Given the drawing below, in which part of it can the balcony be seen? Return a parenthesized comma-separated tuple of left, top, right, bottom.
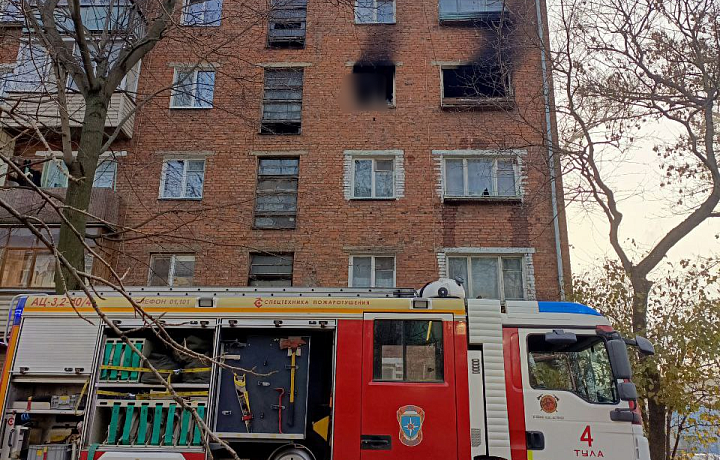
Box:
(0, 186, 121, 225)
(1, 92, 136, 138)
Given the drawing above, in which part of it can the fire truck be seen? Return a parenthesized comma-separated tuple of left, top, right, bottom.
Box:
(0, 280, 653, 460)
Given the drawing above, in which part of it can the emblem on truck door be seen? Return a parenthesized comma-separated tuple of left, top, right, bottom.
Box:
(397, 405, 425, 447)
(539, 394, 559, 413)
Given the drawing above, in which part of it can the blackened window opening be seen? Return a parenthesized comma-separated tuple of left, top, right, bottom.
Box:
(443, 64, 508, 99)
(352, 64, 395, 107)
(268, 0, 307, 48)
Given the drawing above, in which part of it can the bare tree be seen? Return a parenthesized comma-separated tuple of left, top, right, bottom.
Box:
(546, 0, 720, 458)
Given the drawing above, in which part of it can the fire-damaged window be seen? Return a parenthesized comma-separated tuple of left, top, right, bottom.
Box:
(441, 63, 512, 108)
(249, 253, 294, 286)
(352, 63, 395, 108)
(373, 320, 444, 382)
(261, 68, 304, 134)
(355, 0, 395, 24)
(439, 0, 505, 22)
(268, 0, 307, 48)
(527, 334, 618, 404)
(148, 254, 195, 287)
(254, 158, 299, 228)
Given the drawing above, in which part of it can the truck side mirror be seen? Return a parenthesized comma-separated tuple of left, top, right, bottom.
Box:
(544, 330, 577, 345)
(607, 339, 632, 380)
(617, 382, 638, 401)
(635, 336, 655, 356)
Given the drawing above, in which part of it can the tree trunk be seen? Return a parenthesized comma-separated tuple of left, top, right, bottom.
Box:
(54, 93, 109, 293)
(630, 274, 667, 460)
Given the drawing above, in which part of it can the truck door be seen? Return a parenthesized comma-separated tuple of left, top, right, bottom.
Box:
(360, 314, 457, 460)
(517, 328, 636, 459)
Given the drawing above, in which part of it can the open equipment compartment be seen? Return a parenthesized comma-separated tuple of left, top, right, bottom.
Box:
(84, 319, 216, 452)
(213, 322, 335, 460)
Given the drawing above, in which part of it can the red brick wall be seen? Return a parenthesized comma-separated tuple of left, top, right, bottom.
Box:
(2, 0, 571, 299)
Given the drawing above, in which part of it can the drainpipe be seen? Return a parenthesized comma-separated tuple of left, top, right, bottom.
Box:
(535, 0, 566, 300)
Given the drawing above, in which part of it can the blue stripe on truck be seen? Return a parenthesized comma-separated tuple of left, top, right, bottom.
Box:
(538, 301, 602, 316)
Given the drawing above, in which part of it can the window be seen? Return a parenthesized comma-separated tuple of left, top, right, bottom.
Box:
(8, 42, 51, 93)
(441, 64, 511, 107)
(352, 63, 395, 108)
(254, 158, 298, 228)
(181, 0, 222, 26)
(444, 157, 517, 198)
(373, 320, 444, 382)
(0, 228, 59, 288)
(350, 255, 395, 287)
(355, 0, 395, 24)
(0, 66, 13, 100)
(528, 334, 617, 404)
(148, 254, 195, 287)
(261, 68, 304, 135)
(439, 0, 504, 22)
(248, 253, 293, 286)
(353, 158, 394, 198)
(41, 158, 118, 189)
(448, 256, 524, 300)
(268, 0, 307, 48)
(159, 159, 205, 199)
(171, 68, 215, 108)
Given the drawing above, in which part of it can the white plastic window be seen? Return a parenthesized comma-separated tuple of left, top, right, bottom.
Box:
(350, 255, 395, 288)
(355, 0, 395, 23)
(148, 254, 195, 287)
(353, 158, 394, 199)
(182, 0, 222, 26)
(444, 157, 517, 198)
(448, 256, 524, 300)
(159, 159, 206, 199)
(171, 69, 215, 108)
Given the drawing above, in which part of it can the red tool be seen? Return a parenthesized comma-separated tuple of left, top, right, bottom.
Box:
(273, 388, 285, 434)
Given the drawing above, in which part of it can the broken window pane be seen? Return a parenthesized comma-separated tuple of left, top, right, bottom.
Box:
(249, 253, 293, 286)
(442, 65, 508, 104)
(255, 158, 299, 228)
(262, 69, 304, 134)
(268, 0, 307, 48)
(352, 64, 395, 108)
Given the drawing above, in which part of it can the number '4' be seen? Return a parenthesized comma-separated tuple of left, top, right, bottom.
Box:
(581, 425, 594, 447)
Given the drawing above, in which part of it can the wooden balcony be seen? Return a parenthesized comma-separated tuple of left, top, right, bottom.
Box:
(1, 92, 136, 138)
(0, 186, 121, 225)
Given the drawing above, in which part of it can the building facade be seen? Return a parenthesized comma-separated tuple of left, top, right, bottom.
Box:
(0, 0, 570, 301)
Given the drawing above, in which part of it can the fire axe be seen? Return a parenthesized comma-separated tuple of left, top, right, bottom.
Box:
(279, 337, 305, 427)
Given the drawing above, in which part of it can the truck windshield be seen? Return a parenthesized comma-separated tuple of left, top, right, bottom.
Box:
(527, 334, 618, 404)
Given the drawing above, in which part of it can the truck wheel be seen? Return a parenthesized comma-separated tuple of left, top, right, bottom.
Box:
(268, 445, 315, 460)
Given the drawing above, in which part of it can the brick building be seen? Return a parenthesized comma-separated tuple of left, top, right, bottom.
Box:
(0, 0, 570, 302)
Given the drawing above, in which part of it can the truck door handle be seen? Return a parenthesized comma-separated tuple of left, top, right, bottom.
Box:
(361, 434, 392, 450)
(526, 431, 545, 450)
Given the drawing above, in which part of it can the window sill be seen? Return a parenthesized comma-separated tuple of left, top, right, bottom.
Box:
(252, 226, 297, 230)
(443, 195, 521, 203)
(441, 97, 514, 111)
(180, 22, 221, 27)
(350, 197, 398, 201)
(169, 106, 214, 110)
(158, 197, 204, 201)
(354, 21, 397, 25)
(439, 11, 507, 25)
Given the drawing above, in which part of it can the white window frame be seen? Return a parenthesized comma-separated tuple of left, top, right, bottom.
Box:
(354, 0, 396, 24)
(36, 151, 123, 189)
(444, 157, 517, 198)
(447, 254, 526, 301)
(344, 150, 404, 201)
(348, 255, 396, 288)
(148, 254, 196, 287)
(158, 158, 206, 200)
(181, 0, 223, 26)
(352, 157, 395, 199)
(434, 150, 524, 200)
(170, 67, 215, 109)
